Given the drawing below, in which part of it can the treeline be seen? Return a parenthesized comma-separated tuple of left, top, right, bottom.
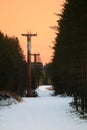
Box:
(0, 31, 27, 96)
(52, 0, 87, 114)
(31, 62, 43, 90)
(0, 31, 44, 97)
(43, 63, 53, 85)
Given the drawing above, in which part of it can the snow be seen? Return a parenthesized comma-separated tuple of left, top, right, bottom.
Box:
(0, 97, 18, 106)
(36, 85, 54, 97)
(0, 85, 87, 130)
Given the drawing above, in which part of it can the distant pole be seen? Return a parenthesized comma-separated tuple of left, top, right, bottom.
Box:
(21, 32, 37, 97)
(31, 53, 40, 64)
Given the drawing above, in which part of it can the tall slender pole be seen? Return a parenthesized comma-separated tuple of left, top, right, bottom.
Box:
(27, 35, 31, 97)
(21, 32, 37, 97)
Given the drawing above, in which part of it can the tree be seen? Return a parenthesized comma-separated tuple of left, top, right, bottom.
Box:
(43, 63, 53, 85)
(52, 0, 87, 113)
(0, 31, 27, 96)
(31, 62, 43, 90)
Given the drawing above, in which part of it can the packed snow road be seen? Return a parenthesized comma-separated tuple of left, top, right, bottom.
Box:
(0, 85, 87, 130)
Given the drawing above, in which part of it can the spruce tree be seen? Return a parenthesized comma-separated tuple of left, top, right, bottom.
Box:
(52, 0, 87, 112)
(0, 32, 27, 96)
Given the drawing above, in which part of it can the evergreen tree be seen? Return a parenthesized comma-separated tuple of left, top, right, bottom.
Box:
(43, 63, 53, 85)
(0, 31, 27, 96)
(52, 0, 87, 113)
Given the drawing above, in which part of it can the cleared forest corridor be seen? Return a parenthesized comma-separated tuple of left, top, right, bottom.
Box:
(0, 85, 87, 130)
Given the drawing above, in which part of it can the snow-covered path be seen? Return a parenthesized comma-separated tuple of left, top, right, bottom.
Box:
(0, 85, 87, 130)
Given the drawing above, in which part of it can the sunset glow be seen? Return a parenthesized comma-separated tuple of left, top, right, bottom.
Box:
(0, 0, 64, 64)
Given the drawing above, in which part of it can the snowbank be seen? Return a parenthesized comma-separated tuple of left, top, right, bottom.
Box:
(36, 85, 54, 97)
(0, 91, 22, 107)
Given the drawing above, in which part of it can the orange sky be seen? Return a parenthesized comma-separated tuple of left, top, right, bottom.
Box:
(0, 0, 64, 64)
